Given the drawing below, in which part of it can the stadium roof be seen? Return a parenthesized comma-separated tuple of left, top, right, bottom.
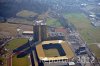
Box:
(36, 40, 74, 61)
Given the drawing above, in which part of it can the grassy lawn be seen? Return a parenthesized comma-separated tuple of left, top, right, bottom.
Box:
(64, 13, 100, 43)
(88, 44, 100, 59)
(4, 38, 29, 66)
(44, 49, 60, 57)
(46, 18, 61, 27)
(6, 38, 28, 51)
(64, 13, 100, 59)
(12, 55, 30, 66)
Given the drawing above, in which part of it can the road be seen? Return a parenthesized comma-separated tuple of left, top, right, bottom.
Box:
(55, 13, 97, 66)
(67, 32, 95, 66)
(0, 37, 13, 49)
(7, 53, 13, 66)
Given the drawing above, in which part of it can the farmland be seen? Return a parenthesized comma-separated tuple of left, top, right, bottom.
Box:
(64, 13, 100, 44)
(64, 13, 100, 59)
(46, 18, 62, 27)
(89, 44, 100, 59)
(0, 23, 33, 37)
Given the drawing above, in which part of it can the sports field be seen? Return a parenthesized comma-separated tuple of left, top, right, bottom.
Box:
(5, 38, 30, 66)
(12, 55, 30, 66)
(6, 38, 28, 51)
(44, 49, 60, 57)
(36, 40, 74, 61)
(43, 43, 66, 57)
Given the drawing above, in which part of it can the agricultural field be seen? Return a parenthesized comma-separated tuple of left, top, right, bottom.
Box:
(0, 23, 33, 37)
(88, 44, 100, 59)
(46, 18, 62, 27)
(0, 23, 18, 36)
(7, 18, 33, 25)
(16, 10, 37, 18)
(64, 13, 100, 44)
(64, 13, 100, 58)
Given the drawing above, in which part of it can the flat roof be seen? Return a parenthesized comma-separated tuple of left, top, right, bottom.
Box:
(22, 31, 33, 34)
(36, 40, 74, 61)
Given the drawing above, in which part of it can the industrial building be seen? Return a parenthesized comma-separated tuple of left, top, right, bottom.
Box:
(48, 32, 65, 40)
(22, 31, 33, 35)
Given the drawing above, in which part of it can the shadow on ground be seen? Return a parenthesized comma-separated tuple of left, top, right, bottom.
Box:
(13, 40, 35, 58)
(17, 47, 33, 58)
(13, 41, 30, 53)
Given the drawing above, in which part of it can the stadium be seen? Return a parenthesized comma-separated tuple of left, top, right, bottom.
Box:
(36, 40, 74, 62)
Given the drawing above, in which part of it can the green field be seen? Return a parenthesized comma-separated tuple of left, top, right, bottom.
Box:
(89, 44, 100, 59)
(6, 38, 28, 51)
(16, 10, 37, 18)
(5, 38, 30, 66)
(44, 49, 60, 57)
(12, 55, 30, 66)
(46, 18, 61, 27)
(64, 13, 100, 58)
(64, 13, 100, 44)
